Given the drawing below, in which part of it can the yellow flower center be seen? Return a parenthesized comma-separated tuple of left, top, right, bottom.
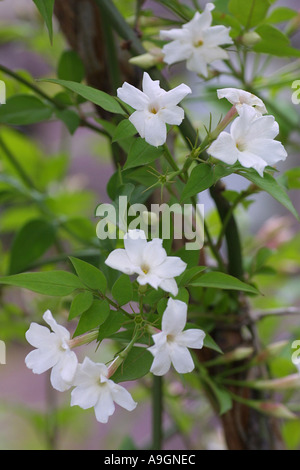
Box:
(141, 264, 150, 274)
(194, 39, 204, 48)
(236, 140, 247, 152)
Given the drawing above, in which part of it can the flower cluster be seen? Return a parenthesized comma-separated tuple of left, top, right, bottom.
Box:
(25, 230, 205, 424)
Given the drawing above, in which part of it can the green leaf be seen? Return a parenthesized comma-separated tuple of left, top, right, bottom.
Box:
(240, 170, 300, 221)
(124, 138, 164, 170)
(209, 382, 233, 415)
(266, 7, 298, 24)
(40, 79, 126, 115)
(253, 25, 300, 57)
(178, 266, 207, 287)
(9, 219, 56, 274)
(112, 274, 133, 306)
(111, 347, 153, 383)
(0, 95, 53, 125)
(229, 0, 270, 28)
(68, 291, 94, 321)
(0, 271, 84, 296)
(54, 109, 80, 135)
(97, 310, 126, 342)
(180, 164, 214, 202)
(69, 257, 107, 293)
(57, 50, 85, 83)
(203, 333, 223, 354)
(112, 120, 137, 143)
(189, 271, 260, 295)
(74, 299, 110, 336)
(33, 0, 55, 44)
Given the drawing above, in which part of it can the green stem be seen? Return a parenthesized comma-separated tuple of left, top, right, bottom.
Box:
(0, 64, 109, 137)
(0, 134, 36, 189)
(152, 375, 163, 450)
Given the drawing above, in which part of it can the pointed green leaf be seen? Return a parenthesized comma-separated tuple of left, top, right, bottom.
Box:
(74, 299, 110, 336)
(33, 0, 55, 44)
(112, 274, 133, 306)
(69, 257, 107, 293)
(0, 271, 84, 296)
(189, 271, 259, 294)
(40, 79, 126, 115)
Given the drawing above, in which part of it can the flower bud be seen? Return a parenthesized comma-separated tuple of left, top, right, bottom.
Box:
(255, 402, 297, 420)
(206, 346, 254, 366)
(250, 374, 300, 391)
(129, 49, 164, 69)
(242, 31, 261, 47)
(255, 340, 289, 363)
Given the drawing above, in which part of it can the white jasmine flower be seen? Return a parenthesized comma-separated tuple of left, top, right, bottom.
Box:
(160, 3, 233, 77)
(117, 72, 191, 147)
(148, 298, 205, 376)
(105, 229, 187, 297)
(217, 88, 267, 116)
(25, 310, 78, 392)
(207, 105, 287, 177)
(70, 357, 137, 423)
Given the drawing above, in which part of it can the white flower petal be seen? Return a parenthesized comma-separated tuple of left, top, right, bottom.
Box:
(43, 310, 70, 340)
(186, 4, 215, 35)
(50, 362, 72, 392)
(186, 50, 209, 76)
(94, 386, 115, 423)
(144, 114, 167, 147)
(177, 329, 205, 349)
(117, 82, 149, 110)
(200, 45, 229, 63)
(137, 272, 162, 289)
(237, 150, 267, 177)
(247, 138, 287, 166)
(158, 278, 179, 296)
(217, 88, 267, 115)
(162, 40, 193, 65)
(129, 110, 146, 138)
(203, 25, 233, 47)
(149, 345, 172, 376)
(159, 84, 192, 108)
(208, 131, 239, 164)
(153, 256, 187, 279)
(246, 115, 279, 141)
(25, 348, 59, 375)
(71, 384, 100, 409)
(59, 350, 78, 383)
(158, 106, 184, 125)
(169, 344, 195, 374)
(141, 238, 167, 269)
(110, 382, 137, 411)
(160, 27, 191, 41)
(162, 298, 187, 335)
(105, 249, 136, 275)
(142, 72, 162, 101)
(25, 322, 53, 349)
(124, 229, 147, 266)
